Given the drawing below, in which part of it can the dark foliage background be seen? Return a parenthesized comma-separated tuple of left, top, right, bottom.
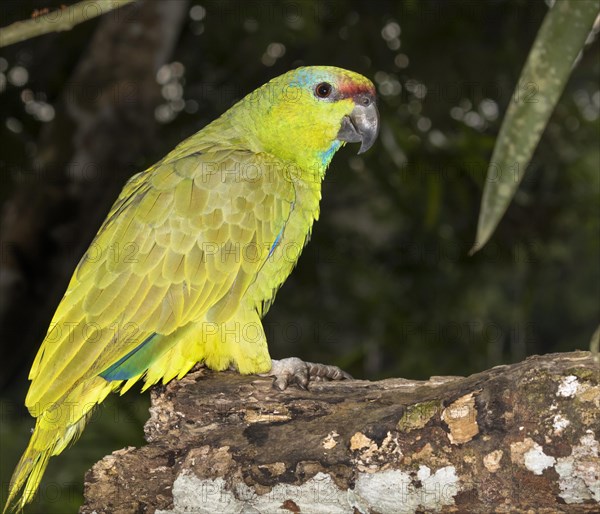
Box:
(0, 0, 598, 512)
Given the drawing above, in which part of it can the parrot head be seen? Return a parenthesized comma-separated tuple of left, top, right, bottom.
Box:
(227, 66, 379, 176)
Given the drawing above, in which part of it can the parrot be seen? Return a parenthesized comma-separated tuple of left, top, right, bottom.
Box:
(3, 65, 379, 512)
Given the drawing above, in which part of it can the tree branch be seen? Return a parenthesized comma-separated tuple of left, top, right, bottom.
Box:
(0, 0, 135, 48)
(81, 351, 600, 513)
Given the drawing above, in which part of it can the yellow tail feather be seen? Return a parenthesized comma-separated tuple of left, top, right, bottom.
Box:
(3, 384, 108, 513)
(4, 427, 56, 513)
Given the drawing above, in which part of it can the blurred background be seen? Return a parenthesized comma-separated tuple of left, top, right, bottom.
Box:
(1, 0, 598, 511)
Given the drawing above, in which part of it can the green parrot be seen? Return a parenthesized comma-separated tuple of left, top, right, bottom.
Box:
(3, 65, 379, 512)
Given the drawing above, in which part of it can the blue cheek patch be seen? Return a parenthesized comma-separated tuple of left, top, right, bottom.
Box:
(320, 140, 342, 166)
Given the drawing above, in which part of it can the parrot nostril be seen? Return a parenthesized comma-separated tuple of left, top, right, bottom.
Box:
(361, 96, 371, 106)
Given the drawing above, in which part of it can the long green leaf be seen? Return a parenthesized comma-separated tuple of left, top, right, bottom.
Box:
(471, 0, 599, 254)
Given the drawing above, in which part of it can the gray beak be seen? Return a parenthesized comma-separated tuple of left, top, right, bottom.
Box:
(336, 94, 379, 154)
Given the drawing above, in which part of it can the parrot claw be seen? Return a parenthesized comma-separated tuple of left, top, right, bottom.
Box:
(265, 357, 352, 391)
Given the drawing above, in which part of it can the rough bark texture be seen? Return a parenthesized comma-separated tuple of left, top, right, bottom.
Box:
(80, 351, 599, 513)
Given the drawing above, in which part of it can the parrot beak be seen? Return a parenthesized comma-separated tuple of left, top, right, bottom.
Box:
(337, 94, 380, 154)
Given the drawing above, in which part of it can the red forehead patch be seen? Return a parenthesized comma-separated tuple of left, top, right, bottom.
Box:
(337, 78, 376, 98)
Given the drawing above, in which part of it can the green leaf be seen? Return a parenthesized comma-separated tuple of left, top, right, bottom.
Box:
(471, 0, 600, 254)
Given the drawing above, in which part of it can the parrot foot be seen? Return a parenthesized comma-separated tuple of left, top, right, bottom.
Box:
(266, 357, 352, 391)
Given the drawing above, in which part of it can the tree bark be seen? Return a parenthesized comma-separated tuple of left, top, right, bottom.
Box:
(80, 351, 599, 514)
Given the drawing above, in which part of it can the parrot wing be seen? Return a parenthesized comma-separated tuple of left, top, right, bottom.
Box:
(26, 148, 295, 413)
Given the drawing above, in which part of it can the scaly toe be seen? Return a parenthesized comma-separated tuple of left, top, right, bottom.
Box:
(266, 357, 351, 390)
(268, 357, 309, 390)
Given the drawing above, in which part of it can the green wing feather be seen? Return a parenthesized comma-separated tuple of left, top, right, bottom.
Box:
(26, 147, 295, 413)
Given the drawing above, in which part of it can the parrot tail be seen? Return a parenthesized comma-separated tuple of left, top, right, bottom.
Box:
(3, 414, 90, 513)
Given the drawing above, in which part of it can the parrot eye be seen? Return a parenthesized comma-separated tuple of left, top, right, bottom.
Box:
(315, 82, 333, 98)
